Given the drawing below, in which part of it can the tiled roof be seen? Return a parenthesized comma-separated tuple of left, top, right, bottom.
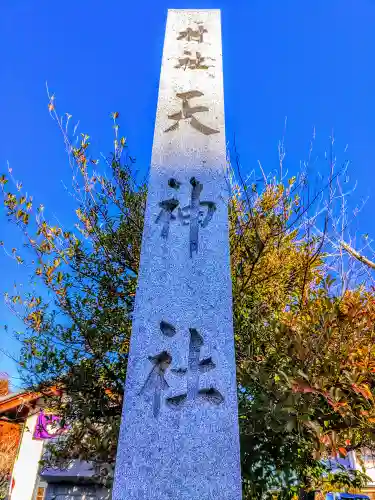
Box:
(0, 390, 24, 403)
(0, 387, 60, 414)
(0, 390, 41, 414)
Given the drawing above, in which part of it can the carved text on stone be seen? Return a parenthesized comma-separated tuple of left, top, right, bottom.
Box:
(164, 91, 219, 136)
(140, 321, 223, 417)
(177, 25, 207, 43)
(155, 177, 216, 257)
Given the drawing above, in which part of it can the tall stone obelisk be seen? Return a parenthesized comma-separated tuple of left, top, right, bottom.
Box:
(112, 9, 242, 500)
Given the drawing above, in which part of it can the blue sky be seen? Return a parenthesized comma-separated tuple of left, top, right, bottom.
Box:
(1, 0, 375, 387)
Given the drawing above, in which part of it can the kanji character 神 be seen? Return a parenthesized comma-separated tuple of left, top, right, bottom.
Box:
(155, 177, 216, 257)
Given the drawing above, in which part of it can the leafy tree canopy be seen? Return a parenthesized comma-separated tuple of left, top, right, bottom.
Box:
(1, 98, 375, 498)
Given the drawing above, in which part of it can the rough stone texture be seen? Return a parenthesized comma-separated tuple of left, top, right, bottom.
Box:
(45, 483, 110, 500)
(41, 460, 97, 480)
(112, 9, 242, 500)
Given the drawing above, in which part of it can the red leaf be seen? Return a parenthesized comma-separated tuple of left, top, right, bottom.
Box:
(352, 383, 373, 400)
(292, 381, 316, 394)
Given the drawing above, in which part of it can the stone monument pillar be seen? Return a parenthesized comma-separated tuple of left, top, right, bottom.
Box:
(112, 9, 242, 500)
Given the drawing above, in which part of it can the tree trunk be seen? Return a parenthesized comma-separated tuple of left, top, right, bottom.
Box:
(299, 489, 316, 500)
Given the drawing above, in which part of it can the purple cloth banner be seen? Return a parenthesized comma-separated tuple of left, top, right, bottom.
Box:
(33, 410, 67, 440)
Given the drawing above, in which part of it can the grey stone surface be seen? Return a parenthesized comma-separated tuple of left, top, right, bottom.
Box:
(45, 483, 110, 500)
(41, 460, 96, 480)
(112, 9, 242, 500)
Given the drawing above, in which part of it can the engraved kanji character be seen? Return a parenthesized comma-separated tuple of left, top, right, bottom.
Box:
(155, 198, 179, 239)
(178, 177, 216, 257)
(177, 25, 207, 43)
(140, 322, 223, 417)
(175, 50, 212, 70)
(166, 327, 223, 409)
(154, 178, 216, 256)
(164, 91, 219, 136)
(140, 351, 172, 417)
